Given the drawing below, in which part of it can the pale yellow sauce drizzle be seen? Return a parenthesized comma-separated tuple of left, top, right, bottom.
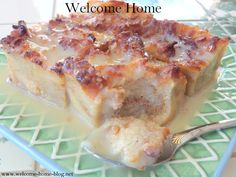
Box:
(168, 76, 217, 132)
(0, 65, 92, 139)
(0, 64, 217, 150)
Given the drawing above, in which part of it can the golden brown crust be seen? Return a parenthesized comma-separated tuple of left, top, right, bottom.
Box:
(50, 56, 185, 98)
(1, 21, 29, 53)
(0, 2, 228, 169)
(0, 1, 228, 97)
(51, 56, 106, 90)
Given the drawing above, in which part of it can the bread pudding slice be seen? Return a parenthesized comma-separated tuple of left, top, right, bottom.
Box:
(83, 116, 170, 170)
(6, 53, 67, 107)
(52, 57, 186, 126)
(0, 1, 228, 127)
(1, 21, 70, 107)
(0, 0, 229, 170)
(67, 1, 229, 95)
(142, 20, 229, 95)
(1, 3, 228, 125)
(1, 19, 186, 127)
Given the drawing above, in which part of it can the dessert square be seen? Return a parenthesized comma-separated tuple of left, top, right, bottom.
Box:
(1, 1, 228, 125)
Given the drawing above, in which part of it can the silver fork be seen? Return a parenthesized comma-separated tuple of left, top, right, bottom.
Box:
(83, 119, 236, 168)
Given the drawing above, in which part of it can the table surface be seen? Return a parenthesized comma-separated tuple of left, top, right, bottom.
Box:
(0, 0, 235, 176)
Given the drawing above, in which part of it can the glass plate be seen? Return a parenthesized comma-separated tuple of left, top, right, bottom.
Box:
(0, 1, 236, 177)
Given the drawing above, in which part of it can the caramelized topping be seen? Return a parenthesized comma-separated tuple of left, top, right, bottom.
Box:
(50, 61, 64, 75)
(95, 41, 110, 52)
(183, 59, 206, 70)
(0, 21, 29, 51)
(51, 57, 106, 88)
(31, 58, 43, 66)
(208, 36, 220, 52)
(49, 15, 68, 30)
(24, 50, 43, 66)
(163, 41, 178, 57)
(59, 37, 81, 50)
(12, 20, 29, 37)
(115, 31, 145, 56)
(161, 64, 182, 78)
(88, 34, 96, 42)
(24, 50, 40, 59)
(0, 1, 229, 91)
(179, 36, 197, 50)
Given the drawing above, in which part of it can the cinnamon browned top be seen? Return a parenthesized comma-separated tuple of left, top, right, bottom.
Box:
(0, 1, 228, 96)
(1, 21, 29, 52)
(51, 56, 105, 89)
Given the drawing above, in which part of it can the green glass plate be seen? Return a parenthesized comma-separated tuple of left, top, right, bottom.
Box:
(0, 1, 236, 176)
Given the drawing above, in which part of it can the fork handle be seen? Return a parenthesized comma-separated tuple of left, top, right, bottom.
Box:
(175, 119, 236, 145)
